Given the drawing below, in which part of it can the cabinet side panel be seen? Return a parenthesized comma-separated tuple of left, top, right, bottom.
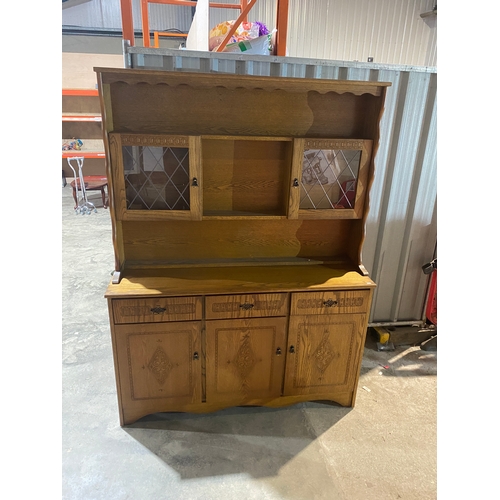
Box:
(108, 133, 127, 220)
(108, 299, 126, 426)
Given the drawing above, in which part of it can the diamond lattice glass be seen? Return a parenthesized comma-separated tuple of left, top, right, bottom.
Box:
(122, 145, 190, 211)
(300, 149, 361, 210)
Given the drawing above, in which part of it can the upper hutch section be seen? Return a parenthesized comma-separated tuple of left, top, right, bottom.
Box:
(95, 68, 390, 274)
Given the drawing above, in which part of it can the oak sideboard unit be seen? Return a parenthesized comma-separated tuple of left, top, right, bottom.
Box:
(95, 67, 390, 426)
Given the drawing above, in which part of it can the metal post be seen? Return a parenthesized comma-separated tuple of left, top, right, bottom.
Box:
(120, 0, 135, 46)
(142, 0, 151, 47)
(275, 0, 289, 56)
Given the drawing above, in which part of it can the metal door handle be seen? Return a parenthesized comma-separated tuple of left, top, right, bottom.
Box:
(323, 299, 338, 308)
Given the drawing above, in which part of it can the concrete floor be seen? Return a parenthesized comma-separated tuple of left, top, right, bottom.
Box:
(62, 185, 437, 499)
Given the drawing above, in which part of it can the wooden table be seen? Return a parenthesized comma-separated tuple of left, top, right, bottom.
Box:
(70, 175, 108, 209)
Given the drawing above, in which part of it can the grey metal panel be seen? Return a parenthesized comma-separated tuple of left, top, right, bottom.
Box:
(124, 46, 437, 325)
(212, 0, 435, 66)
(367, 71, 437, 322)
(63, 0, 437, 66)
(62, 0, 193, 32)
(127, 46, 436, 73)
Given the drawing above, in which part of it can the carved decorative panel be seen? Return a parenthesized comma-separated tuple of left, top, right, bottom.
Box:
(234, 334, 258, 379)
(147, 347, 173, 385)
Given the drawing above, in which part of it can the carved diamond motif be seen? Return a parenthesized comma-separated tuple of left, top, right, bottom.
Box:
(313, 337, 336, 373)
(148, 347, 173, 385)
(234, 336, 257, 379)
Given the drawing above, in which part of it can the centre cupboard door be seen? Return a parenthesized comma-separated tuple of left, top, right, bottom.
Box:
(205, 317, 287, 405)
(283, 314, 366, 396)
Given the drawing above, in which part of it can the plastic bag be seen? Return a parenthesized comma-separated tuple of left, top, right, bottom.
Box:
(219, 33, 273, 55)
(209, 20, 271, 54)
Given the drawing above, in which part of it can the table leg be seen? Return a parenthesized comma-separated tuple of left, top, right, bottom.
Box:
(101, 186, 108, 209)
(72, 186, 78, 209)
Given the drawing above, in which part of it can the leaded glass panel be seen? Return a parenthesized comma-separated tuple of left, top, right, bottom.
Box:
(300, 148, 361, 210)
(122, 145, 190, 211)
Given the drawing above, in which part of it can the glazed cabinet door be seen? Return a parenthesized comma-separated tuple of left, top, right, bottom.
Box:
(288, 139, 373, 219)
(205, 318, 287, 405)
(113, 321, 202, 409)
(283, 314, 366, 396)
(108, 133, 202, 220)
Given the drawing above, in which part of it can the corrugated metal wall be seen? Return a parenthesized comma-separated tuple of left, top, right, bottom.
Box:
(124, 47, 437, 325)
(62, 0, 193, 33)
(286, 0, 437, 67)
(63, 0, 437, 67)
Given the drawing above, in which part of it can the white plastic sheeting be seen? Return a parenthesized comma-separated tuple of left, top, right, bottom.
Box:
(123, 46, 437, 324)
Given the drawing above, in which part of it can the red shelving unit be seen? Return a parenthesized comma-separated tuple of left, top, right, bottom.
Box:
(62, 89, 106, 175)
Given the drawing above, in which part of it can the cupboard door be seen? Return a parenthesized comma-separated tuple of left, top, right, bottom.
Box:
(283, 314, 366, 396)
(109, 133, 202, 220)
(113, 321, 202, 406)
(206, 318, 287, 404)
(288, 139, 372, 220)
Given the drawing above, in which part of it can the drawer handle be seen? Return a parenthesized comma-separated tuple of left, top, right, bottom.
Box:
(240, 303, 254, 310)
(289, 345, 295, 354)
(193, 352, 199, 360)
(323, 299, 338, 308)
(150, 306, 167, 315)
(276, 347, 282, 356)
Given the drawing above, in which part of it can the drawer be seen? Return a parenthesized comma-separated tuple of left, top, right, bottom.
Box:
(112, 296, 202, 324)
(290, 290, 371, 316)
(205, 293, 288, 320)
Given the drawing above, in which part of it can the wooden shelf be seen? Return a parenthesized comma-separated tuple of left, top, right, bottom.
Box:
(105, 264, 376, 298)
